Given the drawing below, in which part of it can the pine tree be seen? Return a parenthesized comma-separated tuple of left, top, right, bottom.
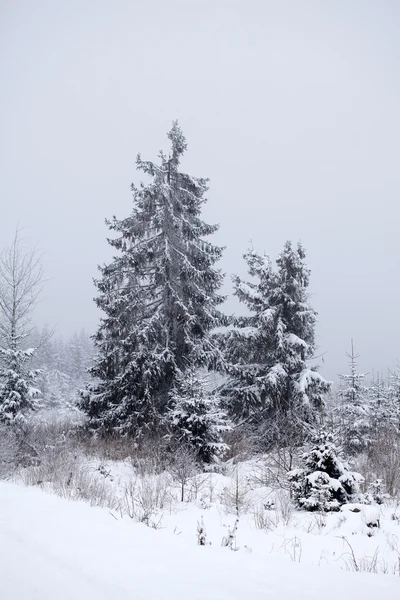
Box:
(80, 123, 225, 436)
(28, 326, 54, 400)
(0, 230, 43, 425)
(221, 242, 330, 444)
(368, 372, 395, 440)
(167, 369, 230, 463)
(288, 428, 363, 512)
(0, 345, 41, 426)
(336, 343, 370, 455)
(389, 363, 400, 432)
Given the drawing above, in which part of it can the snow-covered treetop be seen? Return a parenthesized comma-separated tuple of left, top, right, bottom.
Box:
(337, 341, 369, 404)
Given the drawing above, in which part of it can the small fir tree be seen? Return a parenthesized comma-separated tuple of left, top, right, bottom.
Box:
(367, 479, 390, 505)
(389, 363, 400, 433)
(0, 343, 41, 426)
(336, 343, 370, 455)
(368, 372, 395, 441)
(0, 230, 44, 425)
(167, 369, 230, 463)
(288, 428, 363, 512)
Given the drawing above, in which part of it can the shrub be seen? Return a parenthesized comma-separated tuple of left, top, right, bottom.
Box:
(288, 428, 363, 512)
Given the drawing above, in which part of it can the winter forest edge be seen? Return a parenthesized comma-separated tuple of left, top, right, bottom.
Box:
(1, 124, 400, 579)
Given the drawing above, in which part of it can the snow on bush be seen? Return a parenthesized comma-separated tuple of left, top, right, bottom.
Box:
(367, 479, 390, 505)
(288, 428, 364, 512)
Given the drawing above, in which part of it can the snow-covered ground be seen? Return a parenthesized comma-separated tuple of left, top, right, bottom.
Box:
(1, 476, 399, 599)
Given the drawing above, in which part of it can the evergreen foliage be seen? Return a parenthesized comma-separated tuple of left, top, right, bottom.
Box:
(367, 479, 390, 505)
(389, 363, 400, 432)
(167, 369, 230, 463)
(0, 343, 41, 426)
(0, 230, 43, 426)
(288, 428, 363, 512)
(368, 373, 395, 440)
(221, 242, 330, 443)
(80, 123, 225, 436)
(30, 328, 93, 410)
(335, 343, 370, 455)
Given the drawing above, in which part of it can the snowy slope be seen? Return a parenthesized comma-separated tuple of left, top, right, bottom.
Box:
(0, 482, 398, 600)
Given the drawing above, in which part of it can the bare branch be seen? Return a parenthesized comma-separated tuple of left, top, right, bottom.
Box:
(0, 228, 45, 349)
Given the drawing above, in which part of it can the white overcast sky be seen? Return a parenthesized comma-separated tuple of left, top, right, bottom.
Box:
(1, 0, 399, 380)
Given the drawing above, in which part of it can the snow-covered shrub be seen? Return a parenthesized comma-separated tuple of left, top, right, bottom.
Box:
(20, 444, 118, 509)
(70, 469, 119, 509)
(14, 413, 120, 509)
(16, 410, 83, 466)
(362, 506, 381, 530)
(288, 429, 364, 512)
(221, 518, 239, 551)
(121, 473, 172, 527)
(253, 506, 279, 531)
(367, 479, 390, 505)
(391, 511, 400, 524)
(197, 516, 207, 545)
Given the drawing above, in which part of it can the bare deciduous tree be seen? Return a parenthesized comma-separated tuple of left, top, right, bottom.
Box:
(0, 229, 44, 425)
(0, 228, 44, 347)
(170, 446, 198, 502)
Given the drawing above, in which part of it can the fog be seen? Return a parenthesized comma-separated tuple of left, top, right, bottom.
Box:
(1, 0, 399, 380)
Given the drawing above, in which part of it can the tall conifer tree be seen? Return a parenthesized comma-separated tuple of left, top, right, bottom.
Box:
(81, 123, 225, 435)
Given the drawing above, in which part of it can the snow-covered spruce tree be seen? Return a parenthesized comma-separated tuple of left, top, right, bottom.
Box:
(29, 326, 54, 400)
(368, 373, 395, 441)
(335, 343, 370, 456)
(389, 363, 400, 433)
(80, 123, 225, 436)
(0, 230, 43, 426)
(0, 345, 41, 426)
(167, 369, 230, 463)
(221, 242, 330, 444)
(288, 428, 363, 512)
